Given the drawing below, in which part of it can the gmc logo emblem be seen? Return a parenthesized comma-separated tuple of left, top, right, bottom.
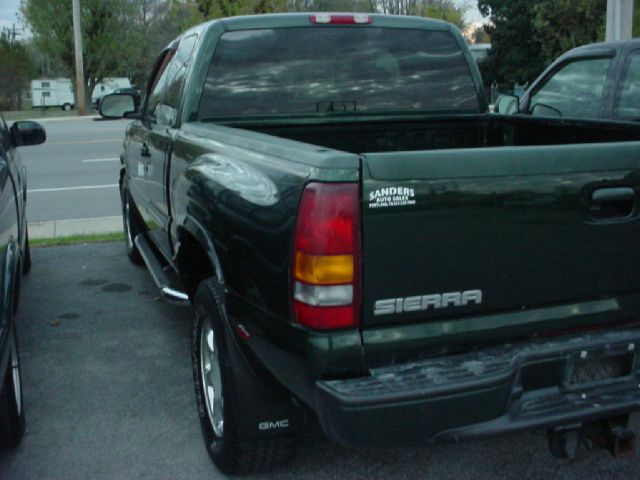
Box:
(259, 419, 290, 431)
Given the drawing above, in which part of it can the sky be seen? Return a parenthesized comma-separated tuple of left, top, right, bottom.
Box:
(0, 0, 485, 38)
(0, 0, 22, 32)
(456, 0, 485, 24)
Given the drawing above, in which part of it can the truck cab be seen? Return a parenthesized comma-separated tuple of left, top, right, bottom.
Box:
(513, 39, 640, 121)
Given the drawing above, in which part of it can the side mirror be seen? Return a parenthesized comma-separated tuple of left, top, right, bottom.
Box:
(531, 103, 562, 118)
(494, 94, 520, 115)
(10, 121, 46, 147)
(99, 93, 139, 119)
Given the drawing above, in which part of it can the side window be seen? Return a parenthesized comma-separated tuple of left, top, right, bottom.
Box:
(529, 57, 611, 119)
(613, 51, 640, 119)
(156, 35, 198, 126)
(144, 49, 177, 123)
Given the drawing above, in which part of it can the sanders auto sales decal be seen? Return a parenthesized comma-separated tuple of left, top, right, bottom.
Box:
(368, 186, 416, 209)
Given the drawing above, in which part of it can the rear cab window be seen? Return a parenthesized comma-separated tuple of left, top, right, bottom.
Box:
(198, 27, 480, 119)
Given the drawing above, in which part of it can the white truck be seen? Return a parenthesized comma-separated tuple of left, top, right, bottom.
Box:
(30, 78, 75, 111)
(91, 77, 132, 108)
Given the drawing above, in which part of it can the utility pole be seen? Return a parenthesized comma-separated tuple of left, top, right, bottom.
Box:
(606, 0, 634, 42)
(72, 0, 86, 115)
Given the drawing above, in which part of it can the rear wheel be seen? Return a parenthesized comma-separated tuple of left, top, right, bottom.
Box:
(61, 103, 72, 111)
(122, 188, 143, 265)
(0, 329, 25, 449)
(192, 279, 295, 475)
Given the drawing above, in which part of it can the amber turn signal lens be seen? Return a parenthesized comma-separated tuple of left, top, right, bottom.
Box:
(294, 252, 354, 285)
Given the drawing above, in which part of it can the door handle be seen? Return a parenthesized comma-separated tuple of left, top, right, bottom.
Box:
(590, 187, 635, 219)
(141, 143, 151, 158)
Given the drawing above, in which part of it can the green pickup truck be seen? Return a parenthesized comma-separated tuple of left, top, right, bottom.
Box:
(100, 13, 640, 475)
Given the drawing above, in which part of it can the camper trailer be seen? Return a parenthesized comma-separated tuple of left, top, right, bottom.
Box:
(91, 78, 132, 107)
(31, 78, 75, 110)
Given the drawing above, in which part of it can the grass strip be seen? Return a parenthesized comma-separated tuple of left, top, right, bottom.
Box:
(31, 231, 124, 247)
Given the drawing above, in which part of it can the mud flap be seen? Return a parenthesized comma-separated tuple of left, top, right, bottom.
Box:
(208, 280, 305, 440)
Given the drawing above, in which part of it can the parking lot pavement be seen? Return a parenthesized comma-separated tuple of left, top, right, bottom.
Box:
(0, 242, 639, 480)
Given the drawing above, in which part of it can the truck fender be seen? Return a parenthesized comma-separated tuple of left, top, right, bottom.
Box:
(202, 276, 305, 440)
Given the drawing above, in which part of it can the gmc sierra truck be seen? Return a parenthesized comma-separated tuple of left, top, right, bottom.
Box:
(100, 13, 640, 475)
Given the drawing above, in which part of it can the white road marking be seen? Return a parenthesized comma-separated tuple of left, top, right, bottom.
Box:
(28, 184, 119, 194)
(82, 157, 120, 163)
(48, 138, 122, 145)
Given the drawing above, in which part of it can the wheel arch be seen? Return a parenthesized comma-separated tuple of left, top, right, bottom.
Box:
(174, 215, 224, 299)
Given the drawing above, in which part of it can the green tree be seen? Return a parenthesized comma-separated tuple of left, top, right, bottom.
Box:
(478, 0, 608, 88)
(532, 0, 606, 61)
(472, 25, 491, 44)
(195, 0, 465, 27)
(285, 0, 373, 12)
(0, 29, 33, 110)
(369, 0, 466, 27)
(195, 0, 288, 17)
(127, 1, 204, 90)
(634, 0, 640, 37)
(477, 0, 545, 86)
(22, 0, 142, 106)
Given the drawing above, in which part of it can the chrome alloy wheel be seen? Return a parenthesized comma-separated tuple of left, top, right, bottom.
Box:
(200, 319, 224, 436)
(10, 335, 21, 416)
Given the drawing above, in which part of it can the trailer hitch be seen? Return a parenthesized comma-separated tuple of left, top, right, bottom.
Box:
(548, 416, 636, 460)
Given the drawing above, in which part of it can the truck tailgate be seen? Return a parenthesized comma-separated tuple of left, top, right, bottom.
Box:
(361, 142, 640, 351)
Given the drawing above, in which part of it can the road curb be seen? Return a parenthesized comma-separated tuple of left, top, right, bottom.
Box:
(29, 215, 122, 239)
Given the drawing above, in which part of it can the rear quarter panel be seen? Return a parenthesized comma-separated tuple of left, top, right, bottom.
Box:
(169, 123, 363, 401)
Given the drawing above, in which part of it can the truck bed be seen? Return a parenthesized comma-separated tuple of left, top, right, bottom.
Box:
(199, 114, 640, 366)
(235, 114, 640, 154)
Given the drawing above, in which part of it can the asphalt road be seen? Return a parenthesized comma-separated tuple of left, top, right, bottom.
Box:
(20, 117, 128, 222)
(0, 241, 639, 480)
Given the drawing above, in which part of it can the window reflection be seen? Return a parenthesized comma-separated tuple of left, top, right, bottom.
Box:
(530, 58, 611, 119)
(614, 52, 640, 119)
(198, 28, 479, 118)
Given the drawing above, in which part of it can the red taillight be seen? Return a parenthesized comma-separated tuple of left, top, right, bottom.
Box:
(292, 183, 361, 330)
(309, 14, 373, 25)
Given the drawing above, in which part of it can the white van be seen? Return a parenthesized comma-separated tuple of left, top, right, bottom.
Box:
(91, 78, 132, 107)
(31, 78, 75, 111)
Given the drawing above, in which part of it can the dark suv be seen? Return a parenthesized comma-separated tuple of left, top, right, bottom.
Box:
(0, 114, 45, 448)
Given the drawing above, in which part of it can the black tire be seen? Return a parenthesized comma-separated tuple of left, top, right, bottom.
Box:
(122, 187, 143, 265)
(61, 103, 72, 111)
(192, 279, 294, 475)
(23, 228, 31, 275)
(0, 328, 25, 449)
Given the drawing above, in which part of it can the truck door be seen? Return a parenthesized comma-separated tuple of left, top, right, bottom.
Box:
(144, 34, 198, 252)
(127, 47, 177, 236)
